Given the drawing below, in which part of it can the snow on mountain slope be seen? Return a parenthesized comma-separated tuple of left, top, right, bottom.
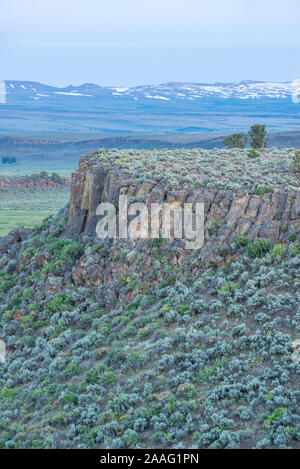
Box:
(4, 79, 300, 102)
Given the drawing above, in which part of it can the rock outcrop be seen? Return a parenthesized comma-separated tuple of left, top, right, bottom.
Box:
(0, 227, 34, 255)
(0, 175, 70, 190)
(67, 155, 300, 251)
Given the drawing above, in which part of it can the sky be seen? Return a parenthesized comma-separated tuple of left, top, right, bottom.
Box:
(1, 0, 300, 87)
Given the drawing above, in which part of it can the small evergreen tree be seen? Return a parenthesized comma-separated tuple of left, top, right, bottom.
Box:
(249, 124, 268, 149)
(223, 133, 248, 149)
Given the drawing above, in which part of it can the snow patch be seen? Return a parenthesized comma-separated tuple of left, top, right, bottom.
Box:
(111, 87, 128, 93)
(145, 94, 170, 101)
(54, 92, 93, 97)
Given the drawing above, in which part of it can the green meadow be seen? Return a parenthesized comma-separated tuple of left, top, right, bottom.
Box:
(0, 209, 55, 236)
(0, 187, 70, 236)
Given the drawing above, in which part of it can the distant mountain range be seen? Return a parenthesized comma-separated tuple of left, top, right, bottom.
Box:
(4, 79, 300, 101)
(1, 80, 300, 134)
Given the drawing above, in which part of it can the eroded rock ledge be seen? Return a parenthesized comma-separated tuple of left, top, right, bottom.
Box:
(67, 155, 300, 248)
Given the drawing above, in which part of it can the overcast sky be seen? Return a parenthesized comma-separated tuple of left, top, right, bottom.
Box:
(1, 0, 300, 86)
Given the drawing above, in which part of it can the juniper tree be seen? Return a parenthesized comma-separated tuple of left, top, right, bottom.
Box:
(249, 124, 269, 149)
(223, 133, 248, 149)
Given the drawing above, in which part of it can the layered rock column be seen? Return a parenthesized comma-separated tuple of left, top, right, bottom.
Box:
(67, 157, 300, 245)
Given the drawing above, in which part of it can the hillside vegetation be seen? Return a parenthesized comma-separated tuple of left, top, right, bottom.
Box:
(89, 147, 300, 192)
(0, 147, 299, 449)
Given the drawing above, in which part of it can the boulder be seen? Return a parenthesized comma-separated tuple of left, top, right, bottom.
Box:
(46, 275, 63, 293)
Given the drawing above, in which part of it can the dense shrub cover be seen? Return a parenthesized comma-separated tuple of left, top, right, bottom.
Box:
(90, 147, 299, 193)
(0, 204, 299, 449)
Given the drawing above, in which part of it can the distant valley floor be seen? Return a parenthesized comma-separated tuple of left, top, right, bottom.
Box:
(1, 130, 300, 177)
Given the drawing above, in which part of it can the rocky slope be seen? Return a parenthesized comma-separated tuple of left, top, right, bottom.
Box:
(0, 148, 299, 449)
(67, 149, 300, 260)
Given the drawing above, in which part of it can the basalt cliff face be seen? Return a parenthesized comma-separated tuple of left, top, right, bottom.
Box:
(67, 154, 300, 265)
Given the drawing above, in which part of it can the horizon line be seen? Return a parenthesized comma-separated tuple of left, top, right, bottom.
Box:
(3, 78, 296, 90)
